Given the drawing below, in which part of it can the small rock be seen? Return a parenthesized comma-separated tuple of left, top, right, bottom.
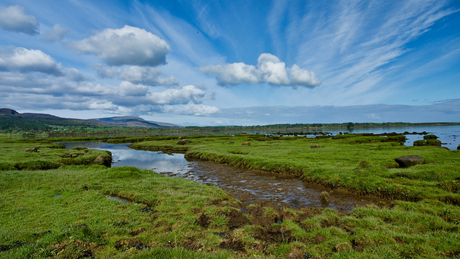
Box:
(24, 148, 38, 152)
(92, 156, 111, 167)
(178, 140, 192, 145)
(395, 155, 424, 168)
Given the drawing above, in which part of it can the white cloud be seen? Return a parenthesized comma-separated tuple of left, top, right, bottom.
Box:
(201, 53, 320, 87)
(70, 25, 170, 66)
(289, 64, 321, 87)
(200, 63, 262, 86)
(163, 104, 220, 116)
(92, 64, 179, 86)
(0, 5, 39, 35)
(120, 66, 178, 86)
(0, 47, 63, 76)
(257, 53, 290, 85)
(147, 85, 205, 105)
(0, 71, 217, 116)
(43, 24, 69, 42)
(118, 81, 149, 96)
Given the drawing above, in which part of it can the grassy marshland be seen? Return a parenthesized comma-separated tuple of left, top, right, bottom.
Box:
(1, 134, 460, 258)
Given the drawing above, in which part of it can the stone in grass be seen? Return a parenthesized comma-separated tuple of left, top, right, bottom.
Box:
(395, 155, 424, 168)
(92, 156, 111, 167)
(24, 148, 38, 152)
(177, 139, 192, 145)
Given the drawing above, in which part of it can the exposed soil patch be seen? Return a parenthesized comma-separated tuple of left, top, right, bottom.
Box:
(255, 225, 292, 243)
(219, 236, 245, 252)
(196, 213, 210, 228)
(247, 206, 277, 227)
(227, 209, 249, 230)
(310, 234, 328, 244)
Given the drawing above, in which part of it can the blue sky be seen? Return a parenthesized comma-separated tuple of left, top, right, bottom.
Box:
(0, 0, 459, 126)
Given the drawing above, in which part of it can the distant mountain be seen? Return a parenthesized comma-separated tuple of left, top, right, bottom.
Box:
(0, 108, 20, 115)
(0, 108, 60, 118)
(0, 108, 180, 131)
(88, 116, 180, 128)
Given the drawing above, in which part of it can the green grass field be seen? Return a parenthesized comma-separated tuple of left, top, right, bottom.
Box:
(1, 134, 460, 258)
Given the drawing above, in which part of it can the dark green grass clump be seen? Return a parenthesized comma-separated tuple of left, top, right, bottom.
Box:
(0, 142, 111, 170)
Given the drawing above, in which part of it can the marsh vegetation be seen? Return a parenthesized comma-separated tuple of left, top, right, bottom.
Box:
(1, 133, 459, 258)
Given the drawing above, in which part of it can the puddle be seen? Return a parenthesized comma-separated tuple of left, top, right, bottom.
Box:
(106, 195, 129, 203)
(59, 142, 382, 212)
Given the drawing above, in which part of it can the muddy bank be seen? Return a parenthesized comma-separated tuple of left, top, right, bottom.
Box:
(162, 160, 382, 212)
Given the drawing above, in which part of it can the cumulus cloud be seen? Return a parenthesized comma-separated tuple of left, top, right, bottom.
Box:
(200, 63, 262, 85)
(0, 5, 39, 35)
(43, 24, 69, 42)
(201, 53, 320, 87)
(289, 64, 321, 87)
(163, 104, 220, 116)
(257, 53, 290, 85)
(71, 25, 170, 66)
(0, 47, 64, 76)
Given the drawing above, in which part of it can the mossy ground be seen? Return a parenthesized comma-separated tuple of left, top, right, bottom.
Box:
(1, 134, 460, 258)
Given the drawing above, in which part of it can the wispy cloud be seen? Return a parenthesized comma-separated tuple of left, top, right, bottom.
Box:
(42, 24, 68, 42)
(273, 0, 458, 103)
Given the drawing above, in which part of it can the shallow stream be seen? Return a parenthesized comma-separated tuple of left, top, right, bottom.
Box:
(61, 141, 381, 212)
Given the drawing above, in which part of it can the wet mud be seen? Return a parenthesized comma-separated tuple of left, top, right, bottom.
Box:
(162, 160, 383, 212)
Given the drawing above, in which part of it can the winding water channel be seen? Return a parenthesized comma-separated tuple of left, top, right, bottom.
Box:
(61, 141, 381, 213)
